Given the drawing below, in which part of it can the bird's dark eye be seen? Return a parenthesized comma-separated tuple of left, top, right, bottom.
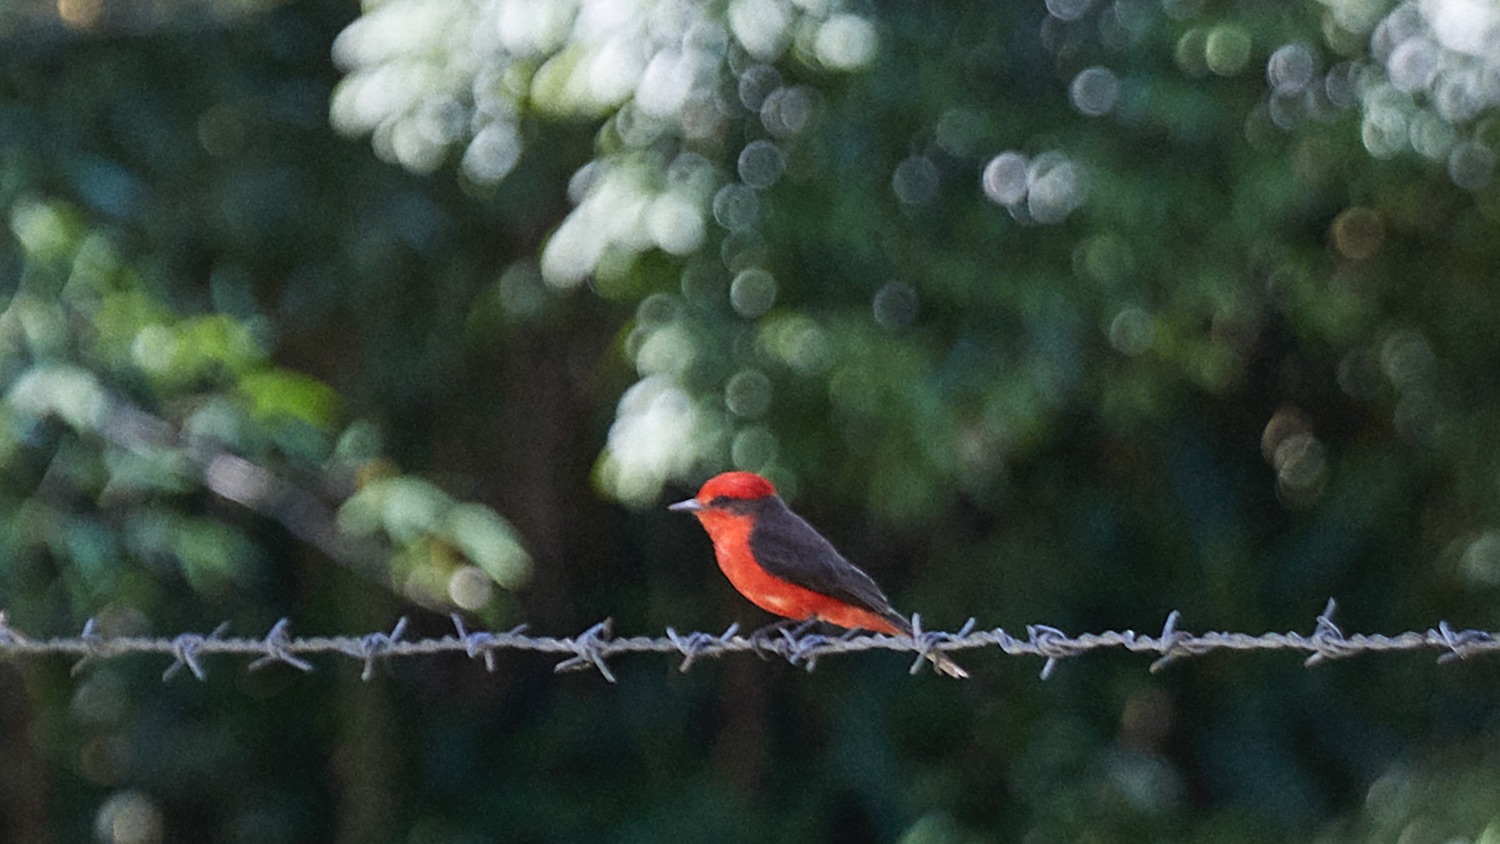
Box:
(709, 496, 731, 507)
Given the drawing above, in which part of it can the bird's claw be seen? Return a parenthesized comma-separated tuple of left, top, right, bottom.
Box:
(745, 617, 819, 659)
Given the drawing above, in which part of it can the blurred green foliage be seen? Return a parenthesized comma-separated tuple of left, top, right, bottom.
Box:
(2, 0, 1500, 842)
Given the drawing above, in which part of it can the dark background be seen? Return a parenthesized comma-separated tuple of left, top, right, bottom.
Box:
(2, 0, 1499, 841)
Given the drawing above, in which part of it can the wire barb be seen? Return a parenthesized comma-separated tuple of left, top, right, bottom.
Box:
(350, 617, 408, 681)
(1434, 621, 1493, 664)
(785, 629, 829, 672)
(666, 622, 738, 673)
(249, 619, 314, 673)
(451, 613, 495, 672)
(1028, 624, 1077, 680)
(554, 619, 617, 682)
(0, 610, 23, 646)
(71, 618, 108, 676)
(907, 613, 932, 676)
(163, 622, 231, 682)
(1304, 598, 1353, 667)
(907, 612, 957, 677)
(1149, 610, 1190, 674)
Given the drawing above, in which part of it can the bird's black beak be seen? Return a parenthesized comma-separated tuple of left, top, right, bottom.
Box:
(668, 498, 703, 513)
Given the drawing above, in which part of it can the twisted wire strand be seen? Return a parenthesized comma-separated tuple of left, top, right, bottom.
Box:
(1, 600, 1495, 683)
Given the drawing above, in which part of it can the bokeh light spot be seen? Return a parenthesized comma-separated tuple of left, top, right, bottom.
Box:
(1070, 66, 1120, 116)
(725, 369, 772, 417)
(1448, 141, 1495, 190)
(1361, 106, 1408, 158)
(635, 51, 696, 118)
(720, 229, 768, 272)
(737, 140, 786, 188)
(71, 669, 128, 727)
(1262, 408, 1327, 504)
(95, 791, 164, 844)
(1205, 25, 1252, 75)
(1461, 531, 1500, 586)
(635, 323, 696, 376)
(131, 325, 177, 375)
(712, 182, 760, 230)
(1107, 307, 1155, 355)
(1409, 109, 1456, 160)
(1274, 432, 1327, 492)
(1174, 27, 1210, 76)
(462, 121, 523, 184)
(738, 65, 782, 111)
(1267, 43, 1317, 94)
(1330, 207, 1384, 260)
(730, 268, 777, 318)
(814, 14, 878, 70)
(448, 565, 495, 610)
(1325, 61, 1359, 107)
(892, 155, 940, 206)
(731, 425, 778, 470)
(58, 0, 102, 29)
(1261, 407, 1310, 463)
(600, 376, 704, 506)
(1077, 233, 1135, 283)
(635, 292, 680, 326)
(760, 314, 833, 375)
(1379, 329, 1435, 390)
(1045, 0, 1092, 22)
(872, 282, 918, 330)
(1387, 37, 1440, 93)
(730, 0, 792, 60)
(761, 85, 816, 136)
(647, 193, 706, 255)
(982, 152, 1029, 206)
(1027, 153, 1087, 223)
(935, 108, 983, 156)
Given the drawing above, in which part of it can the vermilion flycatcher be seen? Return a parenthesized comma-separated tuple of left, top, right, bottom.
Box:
(670, 471, 968, 678)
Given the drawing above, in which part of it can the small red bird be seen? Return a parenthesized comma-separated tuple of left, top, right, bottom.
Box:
(670, 471, 967, 678)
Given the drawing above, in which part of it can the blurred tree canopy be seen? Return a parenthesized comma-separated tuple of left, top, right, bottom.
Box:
(2, 0, 1500, 842)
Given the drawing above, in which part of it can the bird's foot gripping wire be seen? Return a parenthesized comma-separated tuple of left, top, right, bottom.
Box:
(745, 618, 819, 661)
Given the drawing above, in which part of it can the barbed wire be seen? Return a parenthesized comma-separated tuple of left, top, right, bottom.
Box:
(1, 599, 1496, 683)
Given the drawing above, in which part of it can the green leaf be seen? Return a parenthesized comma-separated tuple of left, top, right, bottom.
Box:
(239, 370, 338, 429)
(440, 502, 532, 590)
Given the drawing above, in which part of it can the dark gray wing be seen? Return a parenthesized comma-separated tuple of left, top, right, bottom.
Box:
(746, 497, 910, 630)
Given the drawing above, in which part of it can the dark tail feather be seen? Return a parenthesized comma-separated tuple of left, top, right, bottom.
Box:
(929, 652, 969, 679)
